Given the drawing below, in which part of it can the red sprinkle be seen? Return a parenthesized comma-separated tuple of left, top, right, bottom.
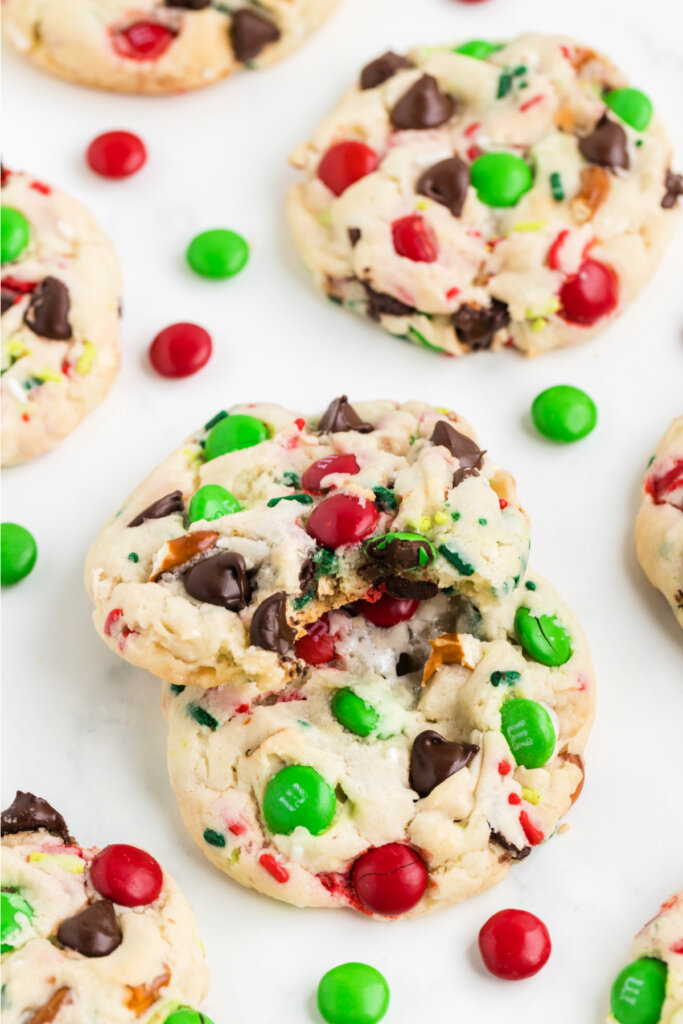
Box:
(21, 412, 30, 422)
(294, 418, 305, 431)
(519, 94, 544, 113)
(499, 498, 508, 510)
(235, 703, 250, 714)
(30, 181, 51, 195)
(508, 793, 522, 805)
(445, 286, 461, 300)
(519, 810, 544, 846)
(645, 458, 683, 508)
(87, 131, 147, 179)
(466, 145, 481, 162)
(259, 853, 289, 884)
(228, 821, 247, 836)
(671, 940, 683, 955)
(464, 121, 481, 138)
(559, 45, 571, 60)
(104, 608, 123, 635)
(498, 760, 512, 776)
(547, 229, 570, 271)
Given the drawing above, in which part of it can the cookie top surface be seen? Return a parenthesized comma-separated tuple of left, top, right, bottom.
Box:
(85, 397, 531, 690)
(3, 0, 339, 94)
(608, 890, 683, 1024)
(288, 33, 681, 357)
(0, 791, 209, 1023)
(1, 169, 121, 465)
(635, 417, 683, 631)
(164, 569, 594, 917)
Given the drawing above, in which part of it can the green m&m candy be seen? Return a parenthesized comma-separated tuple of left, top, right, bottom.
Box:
(454, 40, 502, 61)
(163, 1010, 216, 1024)
(1, 523, 38, 585)
(515, 606, 572, 666)
(331, 688, 380, 737)
(604, 88, 653, 132)
(1, 890, 34, 952)
(471, 152, 533, 208)
(500, 698, 556, 769)
(318, 962, 390, 1024)
(186, 228, 249, 279)
(610, 957, 668, 1024)
(531, 385, 597, 443)
(263, 765, 336, 836)
(204, 414, 268, 461)
(188, 484, 241, 523)
(1, 207, 30, 264)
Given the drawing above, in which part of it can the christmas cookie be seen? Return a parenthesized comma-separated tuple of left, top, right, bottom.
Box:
(607, 890, 682, 1024)
(164, 570, 594, 916)
(2, 169, 121, 465)
(288, 34, 682, 357)
(3, 0, 339, 95)
(1, 791, 210, 1023)
(635, 417, 683, 631)
(85, 398, 531, 691)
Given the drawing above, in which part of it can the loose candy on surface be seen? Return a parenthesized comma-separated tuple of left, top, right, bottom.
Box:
(1, 207, 30, 264)
(531, 385, 598, 442)
(317, 962, 390, 1024)
(163, 1011, 216, 1024)
(263, 765, 336, 836)
(1, 523, 37, 585)
(186, 228, 249, 279)
(90, 844, 164, 907)
(86, 131, 147, 178)
(149, 322, 212, 378)
(478, 909, 552, 980)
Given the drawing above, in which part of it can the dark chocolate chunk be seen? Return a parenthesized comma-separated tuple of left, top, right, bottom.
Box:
(23, 277, 72, 340)
(417, 156, 470, 217)
(183, 551, 250, 611)
(363, 283, 416, 321)
(578, 115, 629, 170)
(348, 227, 361, 246)
(366, 534, 435, 571)
(249, 592, 295, 654)
(317, 395, 373, 434)
(396, 651, 426, 676)
(230, 9, 280, 62)
(430, 421, 485, 469)
(384, 576, 439, 600)
(360, 51, 413, 90)
(390, 74, 455, 131)
(1, 791, 71, 843)
(452, 466, 479, 487)
(127, 490, 184, 528)
(489, 829, 531, 861)
(166, 0, 211, 6)
(57, 900, 122, 958)
(662, 169, 683, 209)
(410, 730, 480, 797)
(452, 299, 510, 350)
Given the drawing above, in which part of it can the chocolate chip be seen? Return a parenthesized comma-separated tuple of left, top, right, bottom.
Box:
(452, 299, 510, 351)
(366, 534, 435, 571)
(360, 51, 413, 90)
(396, 651, 426, 676)
(1, 791, 71, 843)
(489, 829, 531, 861)
(410, 730, 479, 797)
(578, 115, 629, 170)
(348, 227, 361, 246)
(57, 900, 122, 958)
(417, 156, 470, 217)
(127, 490, 184, 528)
(390, 74, 455, 131)
(362, 283, 416, 321)
(662, 169, 683, 209)
(23, 277, 72, 340)
(452, 466, 479, 487)
(166, 0, 211, 6)
(249, 592, 295, 654)
(384, 576, 438, 600)
(430, 421, 485, 469)
(317, 396, 373, 434)
(230, 9, 280, 62)
(183, 551, 250, 611)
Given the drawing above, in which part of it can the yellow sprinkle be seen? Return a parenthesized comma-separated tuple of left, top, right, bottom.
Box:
(545, 297, 561, 314)
(513, 220, 548, 233)
(33, 367, 63, 383)
(28, 852, 85, 873)
(435, 406, 452, 415)
(522, 787, 541, 805)
(531, 318, 547, 332)
(6, 337, 30, 358)
(419, 516, 432, 532)
(433, 511, 449, 525)
(415, 199, 428, 211)
(317, 209, 332, 227)
(76, 341, 95, 376)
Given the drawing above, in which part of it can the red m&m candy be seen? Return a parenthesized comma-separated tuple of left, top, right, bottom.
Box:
(295, 615, 336, 665)
(112, 21, 176, 61)
(352, 843, 427, 915)
(302, 454, 360, 494)
(391, 215, 438, 262)
(318, 142, 379, 197)
(354, 592, 419, 628)
(478, 909, 552, 980)
(559, 258, 618, 325)
(86, 132, 147, 179)
(306, 494, 378, 548)
(90, 844, 163, 907)
(149, 322, 212, 378)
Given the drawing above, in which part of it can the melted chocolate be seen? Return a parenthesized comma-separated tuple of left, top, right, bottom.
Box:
(410, 730, 479, 797)
(1, 791, 71, 843)
(363, 283, 416, 321)
(430, 421, 485, 469)
(249, 592, 295, 654)
(452, 466, 480, 487)
(662, 169, 683, 209)
(23, 277, 72, 340)
(390, 75, 455, 131)
(490, 829, 531, 861)
(360, 51, 413, 90)
(127, 490, 184, 528)
(417, 156, 470, 217)
(383, 576, 438, 600)
(183, 551, 250, 611)
(452, 299, 510, 350)
(396, 651, 426, 676)
(366, 535, 434, 571)
(317, 396, 373, 434)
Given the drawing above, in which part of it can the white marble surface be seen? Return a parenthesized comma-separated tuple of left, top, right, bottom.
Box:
(2, 0, 683, 1020)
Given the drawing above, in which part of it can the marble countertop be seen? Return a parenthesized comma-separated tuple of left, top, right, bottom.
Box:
(2, 0, 682, 1020)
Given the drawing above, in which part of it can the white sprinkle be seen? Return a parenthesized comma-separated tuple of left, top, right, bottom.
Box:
(6, 378, 29, 404)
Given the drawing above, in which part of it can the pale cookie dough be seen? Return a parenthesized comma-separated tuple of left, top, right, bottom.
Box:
(288, 33, 682, 357)
(607, 890, 683, 1024)
(635, 417, 683, 631)
(3, 0, 339, 95)
(1, 169, 121, 466)
(1, 791, 210, 1023)
(85, 397, 531, 691)
(164, 570, 594, 917)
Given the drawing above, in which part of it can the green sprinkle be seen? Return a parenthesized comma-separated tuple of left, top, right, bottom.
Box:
(282, 471, 301, 488)
(169, 684, 185, 695)
(635, 139, 644, 147)
(292, 589, 316, 611)
(407, 326, 445, 352)
(313, 548, 339, 578)
(550, 171, 565, 201)
(203, 828, 226, 848)
(127, 552, 139, 563)
(451, 511, 461, 521)
(439, 544, 475, 576)
(518, 81, 529, 89)
(187, 703, 219, 731)
(327, 295, 343, 306)
(478, 518, 487, 526)
(497, 71, 513, 98)
(204, 410, 228, 432)
(512, 64, 527, 76)
(372, 486, 398, 512)
(267, 494, 313, 508)
(490, 670, 522, 687)
(525, 581, 537, 591)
